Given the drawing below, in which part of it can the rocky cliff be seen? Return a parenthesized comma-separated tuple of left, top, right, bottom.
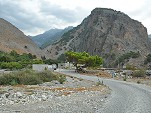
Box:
(149, 35, 151, 42)
(0, 18, 44, 58)
(44, 8, 151, 67)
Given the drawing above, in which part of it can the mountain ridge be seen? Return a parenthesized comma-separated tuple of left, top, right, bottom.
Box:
(44, 8, 151, 67)
(30, 26, 73, 48)
(0, 18, 44, 58)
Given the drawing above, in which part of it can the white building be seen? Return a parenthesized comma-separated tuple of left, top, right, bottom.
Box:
(32, 64, 56, 71)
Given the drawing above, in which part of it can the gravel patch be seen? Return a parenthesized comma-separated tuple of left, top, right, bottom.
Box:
(0, 76, 110, 113)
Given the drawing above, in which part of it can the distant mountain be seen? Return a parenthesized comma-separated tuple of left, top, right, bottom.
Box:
(41, 26, 74, 49)
(0, 18, 44, 58)
(44, 8, 151, 67)
(30, 26, 73, 48)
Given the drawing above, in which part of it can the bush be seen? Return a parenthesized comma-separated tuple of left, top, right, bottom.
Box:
(123, 77, 127, 81)
(137, 80, 141, 84)
(0, 70, 66, 85)
(57, 75, 66, 84)
(37, 71, 58, 82)
(131, 70, 146, 78)
(126, 64, 136, 70)
(144, 54, 151, 64)
(96, 80, 104, 86)
(0, 62, 22, 70)
(116, 51, 140, 66)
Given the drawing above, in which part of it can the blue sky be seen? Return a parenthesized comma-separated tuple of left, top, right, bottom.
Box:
(0, 0, 151, 35)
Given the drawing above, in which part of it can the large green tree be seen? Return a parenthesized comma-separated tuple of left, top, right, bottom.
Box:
(65, 51, 103, 68)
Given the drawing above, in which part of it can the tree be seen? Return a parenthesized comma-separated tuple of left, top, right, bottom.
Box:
(65, 51, 103, 69)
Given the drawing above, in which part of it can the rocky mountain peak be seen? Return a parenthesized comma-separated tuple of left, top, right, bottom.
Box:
(45, 8, 151, 67)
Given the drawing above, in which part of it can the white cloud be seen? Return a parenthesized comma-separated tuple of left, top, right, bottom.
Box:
(0, 0, 151, 35)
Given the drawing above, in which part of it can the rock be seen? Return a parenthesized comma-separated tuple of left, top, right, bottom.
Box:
(4, 93, 10, 98)
(9, 100, 14, 105)
(41, 95, 47, 101)
(16, 92, 23, 98)
(101, 99, 104, 102)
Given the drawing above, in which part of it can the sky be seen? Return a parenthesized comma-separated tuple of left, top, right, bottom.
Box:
(0, 0, 151, 36)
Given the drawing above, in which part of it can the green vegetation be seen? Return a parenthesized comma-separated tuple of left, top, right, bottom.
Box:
(116, 51, 140, 66)
(131, 69, 146, 78)
(137, 80, 141, 84)
(0, 50, 43, 70)
(44, 59, 60, 65)
(57, 75, 66, 84)
(126, 64, 137, 70)
(0, 70, 66, 85)
(0, 62, 22, 70)
(123, 77, 127, 81)
(96, 80, 104, 86)
(144, 54, 151, 64)
(65, 51, 103, 69)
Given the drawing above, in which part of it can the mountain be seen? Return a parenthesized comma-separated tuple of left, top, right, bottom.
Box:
(41, 26, 74, 49)
(149, 34, 151, 41)
(0, 18, 44, 58)
(30, 26, 73, 48)
(44, 8, 151, 67)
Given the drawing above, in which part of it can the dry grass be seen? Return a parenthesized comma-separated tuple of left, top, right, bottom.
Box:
(96, 71, 111, 78)
(0, 84, 108, 96)
(75, 70, 111, 78)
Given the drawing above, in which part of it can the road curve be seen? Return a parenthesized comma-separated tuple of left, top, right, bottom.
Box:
(57, 69, 151, 113)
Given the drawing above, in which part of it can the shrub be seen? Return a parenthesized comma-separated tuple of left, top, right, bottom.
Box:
(0, 70, 66, 85)
(137, 80, 141, 84)
(37, 71, 58, 82)
(144, 54, 151, 64)
(96, 80, 104, 86)
(131, 69, 146, 78)
(116, 51, 140, 66)
(0, 62, 22, 70)
(57, 75, 66, 84)
(123, 77, 127, 81)
(126, 64, 136, 70)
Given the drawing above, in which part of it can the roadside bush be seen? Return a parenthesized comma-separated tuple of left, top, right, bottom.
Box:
(131, 69, 146, 78)
(126, 64, 137, 70)
(57, 75, 66, 84)
(123, 77, 127, 81)
(37, 71, 58, 82)
(0, 70, 66, 85)
(137, 80, 141, 84)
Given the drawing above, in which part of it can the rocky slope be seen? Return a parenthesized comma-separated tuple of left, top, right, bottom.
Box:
(45, 8, 151, 67)
(0, 18, 44, 58)
(31, 26, 73, 48)
(149, 34, 151, 41)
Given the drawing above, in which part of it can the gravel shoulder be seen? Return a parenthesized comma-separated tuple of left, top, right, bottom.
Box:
(0, 73, 111, 113)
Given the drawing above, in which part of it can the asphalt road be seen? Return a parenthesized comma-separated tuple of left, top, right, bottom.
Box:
(57, 69, 151, 113)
